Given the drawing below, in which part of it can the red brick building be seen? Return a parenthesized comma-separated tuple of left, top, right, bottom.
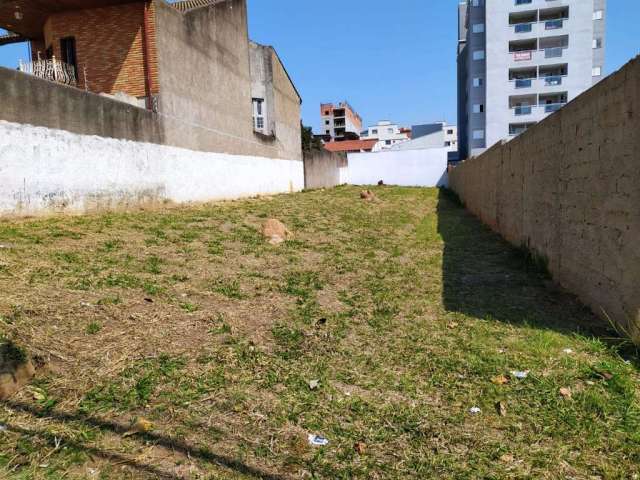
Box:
(0, 0, 303, 160)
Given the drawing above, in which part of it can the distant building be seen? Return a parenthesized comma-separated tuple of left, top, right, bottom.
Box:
(360, 121, 410, 151)
(457, 0, 607, 159)
(324, 139, 377, 154)
(391, 122, 459, 161)
(320, 101, 363, 141)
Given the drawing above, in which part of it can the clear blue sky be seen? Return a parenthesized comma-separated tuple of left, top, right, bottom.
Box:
(1, 1, 638, 133)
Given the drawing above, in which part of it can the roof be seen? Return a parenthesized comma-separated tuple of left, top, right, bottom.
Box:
(324, 139, 377, 153)
(170, 0, 226, 12)
(0, 31, 25, 46)
(0, 0, 134, 38)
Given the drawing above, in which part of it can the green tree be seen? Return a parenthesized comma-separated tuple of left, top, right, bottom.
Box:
(301, 122, 324, 153)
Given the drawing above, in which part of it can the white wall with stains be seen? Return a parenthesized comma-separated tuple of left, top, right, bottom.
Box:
(0, 121, 304, 216)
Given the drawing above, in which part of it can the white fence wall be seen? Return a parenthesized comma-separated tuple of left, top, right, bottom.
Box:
(346, 148, 448, 187)
(0, 121, 304, 216)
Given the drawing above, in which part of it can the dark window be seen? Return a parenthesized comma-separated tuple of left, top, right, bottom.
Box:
(45, 45, 53, 60)
(385, 140, 392, 145)
(60, 37, 77, 73)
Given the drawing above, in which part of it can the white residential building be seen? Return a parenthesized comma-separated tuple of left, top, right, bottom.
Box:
(360, 121, 410, 151)
(457, 0, 607, 159)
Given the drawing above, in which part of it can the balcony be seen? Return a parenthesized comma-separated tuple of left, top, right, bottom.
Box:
(18, 57, 77, 86)
(540, 6, 569, 31)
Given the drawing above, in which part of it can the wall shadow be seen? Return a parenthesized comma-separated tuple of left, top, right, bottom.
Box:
(436, 188, 634, 352)
(4, 400, 285, 480)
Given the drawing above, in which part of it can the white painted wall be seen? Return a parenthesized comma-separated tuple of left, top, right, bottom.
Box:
(0, 121, 304, 216)
(346, 148, 448, 187)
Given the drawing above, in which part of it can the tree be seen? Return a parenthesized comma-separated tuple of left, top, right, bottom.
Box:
(301, 122, 324, 153)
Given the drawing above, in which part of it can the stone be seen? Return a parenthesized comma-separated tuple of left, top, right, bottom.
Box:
(262, 219, 292, 245)
(360, 190, 376, 201)
(0, 341, 36, 400)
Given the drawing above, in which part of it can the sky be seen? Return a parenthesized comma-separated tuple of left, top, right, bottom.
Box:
(1, 1, 638, 133)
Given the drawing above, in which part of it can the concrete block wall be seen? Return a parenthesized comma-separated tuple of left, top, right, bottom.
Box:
(449, 56, 640, 342)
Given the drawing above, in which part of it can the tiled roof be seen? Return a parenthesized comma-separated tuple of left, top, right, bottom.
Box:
(170, 0, 226, 12)
(324, 139, 377, 153)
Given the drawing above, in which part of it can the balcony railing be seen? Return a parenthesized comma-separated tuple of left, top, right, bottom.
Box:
(543, 102, 565, 113)
(545, 19, 565, 30)
(510, 103, 567, 116)
(542, 75, 563, 86)
(514, 78, 534, 88)
(18, 57, 77, 86)
(514, 105, 533, 116)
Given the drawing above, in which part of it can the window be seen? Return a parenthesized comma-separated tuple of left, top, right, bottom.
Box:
(471, 0, 483, 6)
(252, 98, 265, 131)
(445, 141, 451, 147)
(324, 110, 330, 115)
(385, 140, 392, 145)
(325, 120, 330, 125)
(473, 50, 485, 61)
(472, 23, 485, 34)
(593, 38, 602, 49)
(473, 104, 484, 113)
(60, 37, 77, 74)
(473, 77, 483, 87)
(592, 66, 602, 76)
(372, 129, 378, 134)
(326, 130, 330, 134)
(593, 10, 603, 20)
(472, 129, 485, 140)
(515, 0, 532, 5)
(447, 129, 454, 135)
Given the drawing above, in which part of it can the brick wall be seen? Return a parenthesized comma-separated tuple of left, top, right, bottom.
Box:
(39, 1, 159, 97)
(449, 56, 640, 343)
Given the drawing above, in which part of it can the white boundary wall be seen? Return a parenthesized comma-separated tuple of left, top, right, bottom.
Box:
(0, 121, 304, 216)
(346, 148, 448, 187)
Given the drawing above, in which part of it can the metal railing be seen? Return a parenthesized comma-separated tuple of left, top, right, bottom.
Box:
(18, 57, 77, 86)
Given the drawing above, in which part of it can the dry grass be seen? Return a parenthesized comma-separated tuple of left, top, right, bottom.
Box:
(0, 186, 638, 479)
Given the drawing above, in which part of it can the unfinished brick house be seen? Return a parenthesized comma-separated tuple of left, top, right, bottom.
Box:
(0, 0, 302, 160)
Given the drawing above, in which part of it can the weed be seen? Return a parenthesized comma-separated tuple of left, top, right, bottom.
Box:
(211, 278, 245, 299)
(86, 322, 102, 335)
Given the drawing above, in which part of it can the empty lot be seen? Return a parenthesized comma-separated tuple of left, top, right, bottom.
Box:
(0, 186, 638, 479)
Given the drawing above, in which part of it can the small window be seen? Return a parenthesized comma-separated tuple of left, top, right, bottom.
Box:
(472, 23, 485, 34)
(325, 120, 330, 125)
(473, 77, 483, 87)
(472, 129, 485, 140)
(447, 129, 454, 134)
(592, 66, 602, 76)
(593, 38, 602, 49)
(324, 110, 330, 115)
(252, 98, 265, 132)
(445, 141, 451, 147)
(473, 50, 485, 61)
(471, 0, 483, 6)
(372, 129, 378, 134)
(473, 104, 484, 113)
(385, 140, 392, 145)
(593, 10, 603, 20)
(326, 130, 330, 134)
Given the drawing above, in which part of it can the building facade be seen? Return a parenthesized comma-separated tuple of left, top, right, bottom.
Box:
(360, 120, 411, 151)
(0, 0, 303, 160)
(457, 0, 606, 159)
(320, 101, 363, 141)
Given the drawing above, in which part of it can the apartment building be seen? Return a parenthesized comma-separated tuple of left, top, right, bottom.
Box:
(457, 0, 606, 159)
(320, 101, 363, 141)
(360, 120, 410, 150)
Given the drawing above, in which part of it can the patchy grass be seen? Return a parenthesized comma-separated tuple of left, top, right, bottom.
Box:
(0, 186, 637, 479)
